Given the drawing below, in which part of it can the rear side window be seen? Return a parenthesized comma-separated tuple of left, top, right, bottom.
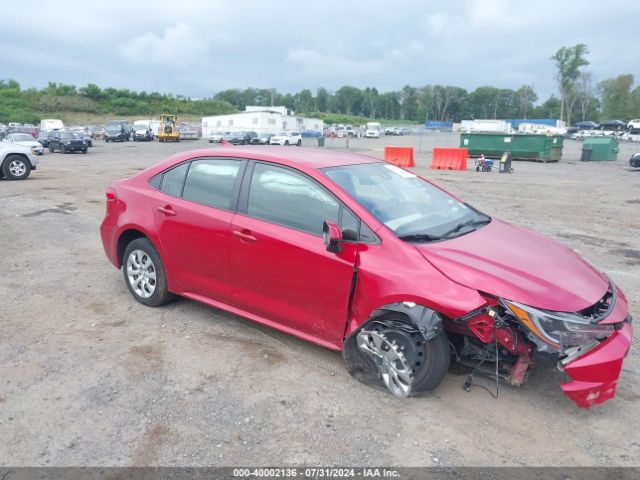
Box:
(182, 159, 241, 210)
(247, 163, 339, 235)
(160, 162, 189, 197)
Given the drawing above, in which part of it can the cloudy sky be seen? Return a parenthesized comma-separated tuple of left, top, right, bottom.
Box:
(2, 0, 639, 102)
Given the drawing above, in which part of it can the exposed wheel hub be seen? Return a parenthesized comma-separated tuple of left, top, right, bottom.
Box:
(357, 329, 414, 398)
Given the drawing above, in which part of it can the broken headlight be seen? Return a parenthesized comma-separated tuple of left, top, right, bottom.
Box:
(504, 301, 613, 350)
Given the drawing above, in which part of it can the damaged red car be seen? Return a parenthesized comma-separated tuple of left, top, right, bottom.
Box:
(100, 147, 633, 408)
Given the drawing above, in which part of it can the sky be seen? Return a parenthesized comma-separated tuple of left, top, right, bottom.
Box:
(2, 0, 639, 103)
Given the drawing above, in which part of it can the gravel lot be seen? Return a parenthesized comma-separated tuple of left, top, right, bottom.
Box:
(1, 133, 639, 467)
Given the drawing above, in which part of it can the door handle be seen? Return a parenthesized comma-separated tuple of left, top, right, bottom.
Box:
(157, 205, 177, 216)
(233, 230, 257, 242)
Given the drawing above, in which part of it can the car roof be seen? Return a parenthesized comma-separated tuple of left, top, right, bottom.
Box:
(156, 146, 383, 170)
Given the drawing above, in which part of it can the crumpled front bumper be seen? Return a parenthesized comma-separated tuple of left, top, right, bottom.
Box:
(561, 321, 633, 408)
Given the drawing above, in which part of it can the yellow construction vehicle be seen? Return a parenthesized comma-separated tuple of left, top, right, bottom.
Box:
(158, 114, 180, 142)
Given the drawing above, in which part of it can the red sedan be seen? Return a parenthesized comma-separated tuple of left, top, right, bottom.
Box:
(100, 147, 633, 407)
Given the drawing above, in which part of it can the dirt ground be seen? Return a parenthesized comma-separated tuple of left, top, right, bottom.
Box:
(1, 133, 639, 467)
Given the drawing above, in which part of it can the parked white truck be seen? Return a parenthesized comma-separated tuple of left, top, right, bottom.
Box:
(365, 122, 382, 138)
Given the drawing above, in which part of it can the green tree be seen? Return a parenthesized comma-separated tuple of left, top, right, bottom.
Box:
(295, 89, 314, 113)
(315, 87, 329, 112)
(515, 85, 537, 118)
(551, 44, 589, 123)
(334, 86, 363, 116)
(599, 74, 634, 120)
(79, 83, 103, 100)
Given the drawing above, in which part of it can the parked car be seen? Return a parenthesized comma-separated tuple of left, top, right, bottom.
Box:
(250, 133, 275, 145)
(599, 120, 627, 131)
(105, 120, 132, 142)
(269, 131, 302, 146)
(575, 121, 598, 130)
(630, 152, 640, 168)
(227, 131, 258, 145)
(208, 132, 229, 143)
(100, 147, 633, 408)
(627, 119, 640, 133)
(48, 130, 89, 154)
(132, 122, 154, 141)
(2, 133, 44, 155)
(37, 131, 49, 148)
(69, 126, 93, 147)
(0, 142, 38, 180)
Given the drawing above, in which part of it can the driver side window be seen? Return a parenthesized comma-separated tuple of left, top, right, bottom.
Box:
(247, 163, 339, 236)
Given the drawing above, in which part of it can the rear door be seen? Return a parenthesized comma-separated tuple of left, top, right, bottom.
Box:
(150, 157, 245, 302)
(229, 162, 358, 343)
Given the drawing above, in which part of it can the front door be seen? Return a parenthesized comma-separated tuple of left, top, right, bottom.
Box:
(229, 162, 357, 343)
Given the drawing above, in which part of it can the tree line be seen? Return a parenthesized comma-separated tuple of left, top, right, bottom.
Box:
(1, 44, 639, 125)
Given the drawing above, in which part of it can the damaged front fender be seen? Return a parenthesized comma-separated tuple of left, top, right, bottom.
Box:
(369, 302, 443, 340)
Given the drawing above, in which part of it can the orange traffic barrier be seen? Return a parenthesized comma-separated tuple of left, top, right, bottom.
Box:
(384, 146, 415, 168)
(431, 147, 468, 170)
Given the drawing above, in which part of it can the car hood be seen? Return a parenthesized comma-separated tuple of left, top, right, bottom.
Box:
(15, 141, 42, 148)
(414, 219, 608, 312)
(1, 142, 31, 153)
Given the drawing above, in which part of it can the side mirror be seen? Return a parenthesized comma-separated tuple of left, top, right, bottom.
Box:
(323, 220, 342, 253)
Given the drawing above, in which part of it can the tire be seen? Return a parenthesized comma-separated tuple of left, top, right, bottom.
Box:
(284, 140, 289, 146)
(2, 154, 31, 180)
(82, 148, 88, 154)
(122, 238, 173, 307)
(49, 146, 55, 153)
(343, 314, 450, 397)
(296, 139, 302, 146)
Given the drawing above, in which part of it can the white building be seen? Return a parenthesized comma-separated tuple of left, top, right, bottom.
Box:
(201, 107, 324, 137)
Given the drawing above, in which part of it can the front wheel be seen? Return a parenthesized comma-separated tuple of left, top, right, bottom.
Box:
(296, 139, 302, 146)
(344, 315, 450, 398)
(2, 155, 31, 180)
(122, 238, 173, 307)
(82, 148, 88, 154)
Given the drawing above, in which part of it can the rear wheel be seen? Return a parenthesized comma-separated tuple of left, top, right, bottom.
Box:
(344, 314, 450, 397)
(285, 140, 289, 145)
(82, 148, 88, 154)
(2, 155, 31, 180)
(296, 139, 302, 146)
(122, 238, 173, 307)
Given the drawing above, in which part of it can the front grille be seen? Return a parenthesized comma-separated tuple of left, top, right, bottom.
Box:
(578, 282, 615, 321)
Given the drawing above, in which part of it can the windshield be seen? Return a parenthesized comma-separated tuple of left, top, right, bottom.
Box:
(324, 163, 490, 240)
(106, 124, 122, 132)
(14, 134, 35, 141)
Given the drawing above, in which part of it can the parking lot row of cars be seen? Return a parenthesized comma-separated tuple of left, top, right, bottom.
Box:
(208, 131, 303, 146)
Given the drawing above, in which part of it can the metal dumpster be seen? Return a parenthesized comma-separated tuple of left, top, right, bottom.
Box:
(460, 133, 563, 162)
(581, 137, 618, 161)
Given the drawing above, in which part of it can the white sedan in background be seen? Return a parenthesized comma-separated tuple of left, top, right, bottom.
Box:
(2, 133, 44, 155)
(269, 131, 302, 146)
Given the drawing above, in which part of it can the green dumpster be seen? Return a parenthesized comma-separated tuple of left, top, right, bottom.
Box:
(459, 133, 564, 162)
(581, 137, 618, 161)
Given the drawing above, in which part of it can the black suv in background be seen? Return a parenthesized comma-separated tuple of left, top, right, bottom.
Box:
(49, 131, 89, 153)
(228, 131, 258, 145)
(105, 120, 132, 142)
